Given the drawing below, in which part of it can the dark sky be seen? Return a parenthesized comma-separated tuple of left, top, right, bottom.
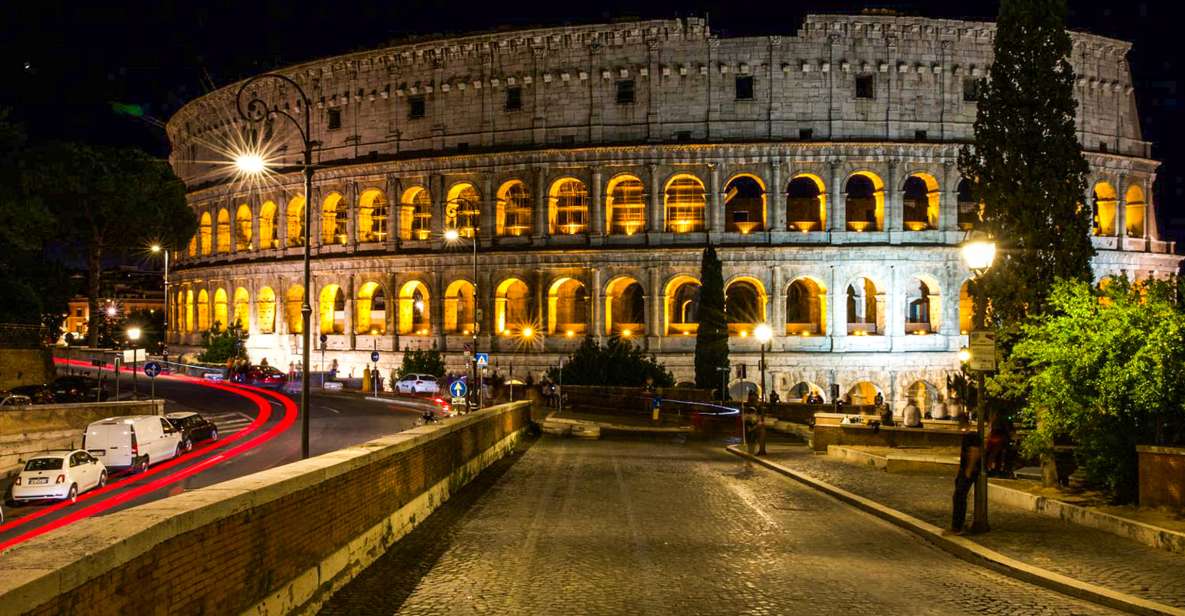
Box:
(3, 0, 1182, 237)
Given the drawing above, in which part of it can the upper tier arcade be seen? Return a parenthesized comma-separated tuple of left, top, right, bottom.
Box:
(167, 14, 1146, 188)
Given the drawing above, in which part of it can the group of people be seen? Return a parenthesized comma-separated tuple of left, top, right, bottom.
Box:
(223, 356, 264, 382)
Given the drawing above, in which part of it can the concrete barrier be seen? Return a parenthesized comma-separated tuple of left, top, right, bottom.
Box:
(0, 400, 532, 616)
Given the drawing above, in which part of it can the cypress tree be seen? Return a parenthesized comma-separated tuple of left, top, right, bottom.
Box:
(958, 0, 1094, 325)
(694, 245, 730, 397)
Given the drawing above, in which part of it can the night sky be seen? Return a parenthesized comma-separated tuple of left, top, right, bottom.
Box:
(3, 0, 1182, 239)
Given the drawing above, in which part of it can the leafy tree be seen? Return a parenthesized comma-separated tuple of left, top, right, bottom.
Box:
(0, 110, 58, 324)
(398, 347, 445, 378)
(26, 143, 195, 346)
(1009, 277, 1185, 502)
(198, 321, 249, 364)
(548, 336, 675, 387)
(694, 245, 729, 397)
(958, 0, 1094, 326)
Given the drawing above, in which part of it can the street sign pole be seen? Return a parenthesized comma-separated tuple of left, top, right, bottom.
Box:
(969, 330, 997, 534)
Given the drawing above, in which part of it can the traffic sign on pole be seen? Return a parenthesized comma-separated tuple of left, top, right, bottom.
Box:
(143, 362, 162, 378)
(475, 353, 489, 367)
(370, 350, 380, 363)
(449, 380, 468, 398)
(969, 331, 998, 372)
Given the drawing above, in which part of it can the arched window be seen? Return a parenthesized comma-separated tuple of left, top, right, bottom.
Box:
(786, 175, 826, 232)
(400, 187, 432, 241)
(665, 276, 701, 335)
(285, 286, 304, 335)
(605, 277, 645, 336)
(185, 289, 195, 332)
(358, 189, 389, 243)
(398, 281, 431, 335)
(495, 278, 531, 334)
(956, 179, 979, 231)
(549, 179, 589, 235)
(724, 175, 765, 234)
(187, 234, 197, 257)
(257, 287, 276, 334)
(444, 280, 476, 334)
(496, 180, 532, 237)
(319, 284, 346, 334)
(548, 278, 588, 335)
(665, 175, 707, 233)
(845, 381, 881, 406)
(232, 287, 249, 330)
(259, 201, 278, 249)
(355, 281, 387, 334)
(906, 381, 939, 416)
(1092, 182, 1118, 237)
(845, 173, 884, 232)
(607, 175, 645, 235)
(724, 279, 765, 335)
(846, 277, 879, 334)
(322, 193, 347, 245)
(902, 174, 939, 231)
(786, 278, 825, 335)
(197, 290, 210, 331)
(213, 288, 228, 331)
(216, 209, 231, 253)
(958, 280, 974, 335)
(446, 183, 480, 238)
(1125, 184, 1146, 237)
(905, 277, 940, 334)
(235, 204, 253, 251)
(198, 212, 212, 255)
(789, 381, 826, 403)
(286, 196, 306, 247)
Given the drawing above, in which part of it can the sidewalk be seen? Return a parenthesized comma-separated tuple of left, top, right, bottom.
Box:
(753, 441, 1185, 610)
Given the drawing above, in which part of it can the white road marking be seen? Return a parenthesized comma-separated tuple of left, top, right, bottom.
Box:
(322, 406, 341, 414)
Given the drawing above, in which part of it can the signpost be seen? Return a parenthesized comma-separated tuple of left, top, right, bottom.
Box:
(449, 379, 468, 409)
(113, 355, 122, 401)
(370, 350, 381, 395)
(969, 331, 998, 372)
(320, 333, 328, 388)
(474, 353, 488, 367)
(144, 361, 161, 401)
(969, 329, 997, 533)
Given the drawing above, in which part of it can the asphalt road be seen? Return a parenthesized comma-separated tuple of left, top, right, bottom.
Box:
(0, 366, 429, 551)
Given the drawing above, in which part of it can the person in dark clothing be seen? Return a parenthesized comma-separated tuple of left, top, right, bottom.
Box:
(951, 420, 982, 534)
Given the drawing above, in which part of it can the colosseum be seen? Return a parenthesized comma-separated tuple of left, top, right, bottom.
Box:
(166, 13, 1180, 412)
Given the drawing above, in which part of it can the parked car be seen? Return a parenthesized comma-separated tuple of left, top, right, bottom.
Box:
(395, 373, 439, 395)
(9, 384, 54, 404)
(244, 365, 286, 387)
(0, 394, 32, 408)
(10, 450, 108, 503)
(82, 415, 184, 472)
(50, 376, 109, 402)
(165, 412, 219, 452)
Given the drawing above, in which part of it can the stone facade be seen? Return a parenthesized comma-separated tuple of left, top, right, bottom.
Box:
(165, 15, 1180, 414)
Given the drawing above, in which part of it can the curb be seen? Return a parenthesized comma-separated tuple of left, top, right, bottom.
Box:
(726, 445, 1185, 616)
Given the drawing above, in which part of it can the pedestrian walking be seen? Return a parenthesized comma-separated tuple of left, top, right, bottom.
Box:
(951, 416, 982, 534)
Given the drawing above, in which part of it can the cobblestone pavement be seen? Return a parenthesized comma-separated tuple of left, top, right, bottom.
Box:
(321, 435, 1118, 615)
(757, 441, 1185, 608)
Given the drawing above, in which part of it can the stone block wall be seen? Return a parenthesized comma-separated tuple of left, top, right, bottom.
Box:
(0, 349, 53, 391)
(1138, 445, 1185, 510)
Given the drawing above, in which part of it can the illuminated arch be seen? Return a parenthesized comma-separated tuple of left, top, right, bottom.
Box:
(606, 174, 645, 235)
(286, 196, 306, 247)
(845, 276, 881, 334)
(604, 276, 645, 336)
(397, 280, 431, 335)
(1092, 181, 1119, 237)
(664, 275, 701, 336)
(958, 280, 974, 335)
(444, 279, 476, 334)
(184, 289, 195, 332)
(723, 174, 766, 234)
(355, 281, 387, 334)
(259, 201, 278, 249)
(321, 192, 347, 245)
(664, 174, 707, 233)
(902, 173, 939, 231)
(197, 289, 210, 331)
(787, 381, 826, 403)
(549, 178, 589, 235)
(318, 284, 346, 334)
(187, 234, 197, 257)
(285, 285, 305, 334)
(216, 208, 231, 253)
(906, 380, 940, 416)
(904, 274, 942, 335)
(1124, 184, 1146, 237)
(446, 183, 481, 238)
(956, 179, 980, 231)
(358, 189, 389, 243)
(495, 278, 531, 334)
(786, 174, 827, 232)
(235, 204, 252, 251)
(213, 288, 228, 331)
(724, 277, 767, 335)
(496, 180, 532, 237)
(257, 287, 276, 334)
(199, 212, 212, 255)
(786, 276, 827, 335)
(232, 287, 249, 330)
(400, 187, 432, 241)
(547, 277, 588, 335)
(844, 172, 885, 232)
(845, 381, 882, 406)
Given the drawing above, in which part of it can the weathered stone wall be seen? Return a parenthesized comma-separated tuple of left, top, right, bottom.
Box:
(1137, 445, 1185, 510)
(0, 349, 53, 391)
(0, 401, 531, 616)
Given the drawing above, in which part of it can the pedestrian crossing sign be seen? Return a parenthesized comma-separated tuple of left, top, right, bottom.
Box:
(475, 353, 489, 367)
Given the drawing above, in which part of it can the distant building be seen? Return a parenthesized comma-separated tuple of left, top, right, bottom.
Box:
(64, 266, 164, 339)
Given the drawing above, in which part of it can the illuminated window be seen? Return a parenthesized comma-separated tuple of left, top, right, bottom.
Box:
(197, 290, 210, 331)
(259, 201, 278, 249)
(213, 288, 228, 331)
(397, 281, 430, 335)
(187, 235, 197, 257)
(548, 278, 588, 335)
(358, 189, 388, 242)
(257, 287, 276, 334)
(956, 180, 979, 231)
(1092, 182, 1118, 237)
(321, 193, 348, 245)
(355, 282, 387, 335)
(400, 187, 432, 241)
(286, 196, 306, 247)
(607, 175, 645, 235)
(185, 289, 195, 332)
(725, 279, 765, 335)
(285, 286, 304, 335)
(846, 277, 880, 335)
(199, 212, 212, 254)
(444, 280, 476, 334)
(845, 173, 884, 232)
(216, 209, 231, 253)
(319, 285, 346, 335)
(606, 277, 645, 335)
(1125, 184, 1146, 237)
(786, 278, 826, 335)
(665, 277, 701, 335)
(232, 287, 249, 330)
(786, 175, 826, 232)
(664, 175, 707, 233)
(495, 278, 530, 333)
(446, 183, 480, 238)
(235, 204, 252, 251)
(496, 180, 532, 237)
(549, 179, 589, 235)
(724, 175, 765, 233)
(902, 174, 939, 231)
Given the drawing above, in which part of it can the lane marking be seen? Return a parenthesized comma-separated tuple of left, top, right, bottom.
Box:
(323, 406, 341, 414)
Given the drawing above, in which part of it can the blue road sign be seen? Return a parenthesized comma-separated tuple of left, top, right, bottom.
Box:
(143, 361, 162, 378)
(370, 351, 380, 363)
(475, 353, 489, 367)
(449, 380, 468, 398)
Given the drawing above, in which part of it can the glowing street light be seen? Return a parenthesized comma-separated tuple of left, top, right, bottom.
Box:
(960, 238, 997, 273)
(127, 326, 142, 400)
(959, 231, 997, 534)
(234, 153, 267, 175)
(150, 243, 170, 354)
(958, 347, 971, 363)
(521, 326, 535, 339)
(105, 305, 118, 318)
(443, 228, 460, 242)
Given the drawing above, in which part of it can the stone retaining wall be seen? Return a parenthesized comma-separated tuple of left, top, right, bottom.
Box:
(0, 400, 532, 616)
(1138, 445, 1185, 510)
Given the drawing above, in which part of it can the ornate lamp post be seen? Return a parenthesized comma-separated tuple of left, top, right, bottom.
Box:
(235, 73, 315, 459)
(444, 196, 482, 409)
(960, 233, 997, 534)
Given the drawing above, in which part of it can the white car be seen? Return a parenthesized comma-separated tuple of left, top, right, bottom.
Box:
(0, 394, 32, 408)
(83, 415, 184, 472)
(11, 450, 108, 503)
(395, 373, 439, 395)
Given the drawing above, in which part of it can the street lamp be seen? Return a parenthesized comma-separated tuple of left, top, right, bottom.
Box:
(960, 232, 997, 534)
(444, 207, 481, 410)
(127, 326, 142, 400)
(236, 73, 315, 459)
(150, 243, 170, 354)
(754, 323, 773, 455)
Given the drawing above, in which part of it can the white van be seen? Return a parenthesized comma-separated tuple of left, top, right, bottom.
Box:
(83, 415, 184, 472)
